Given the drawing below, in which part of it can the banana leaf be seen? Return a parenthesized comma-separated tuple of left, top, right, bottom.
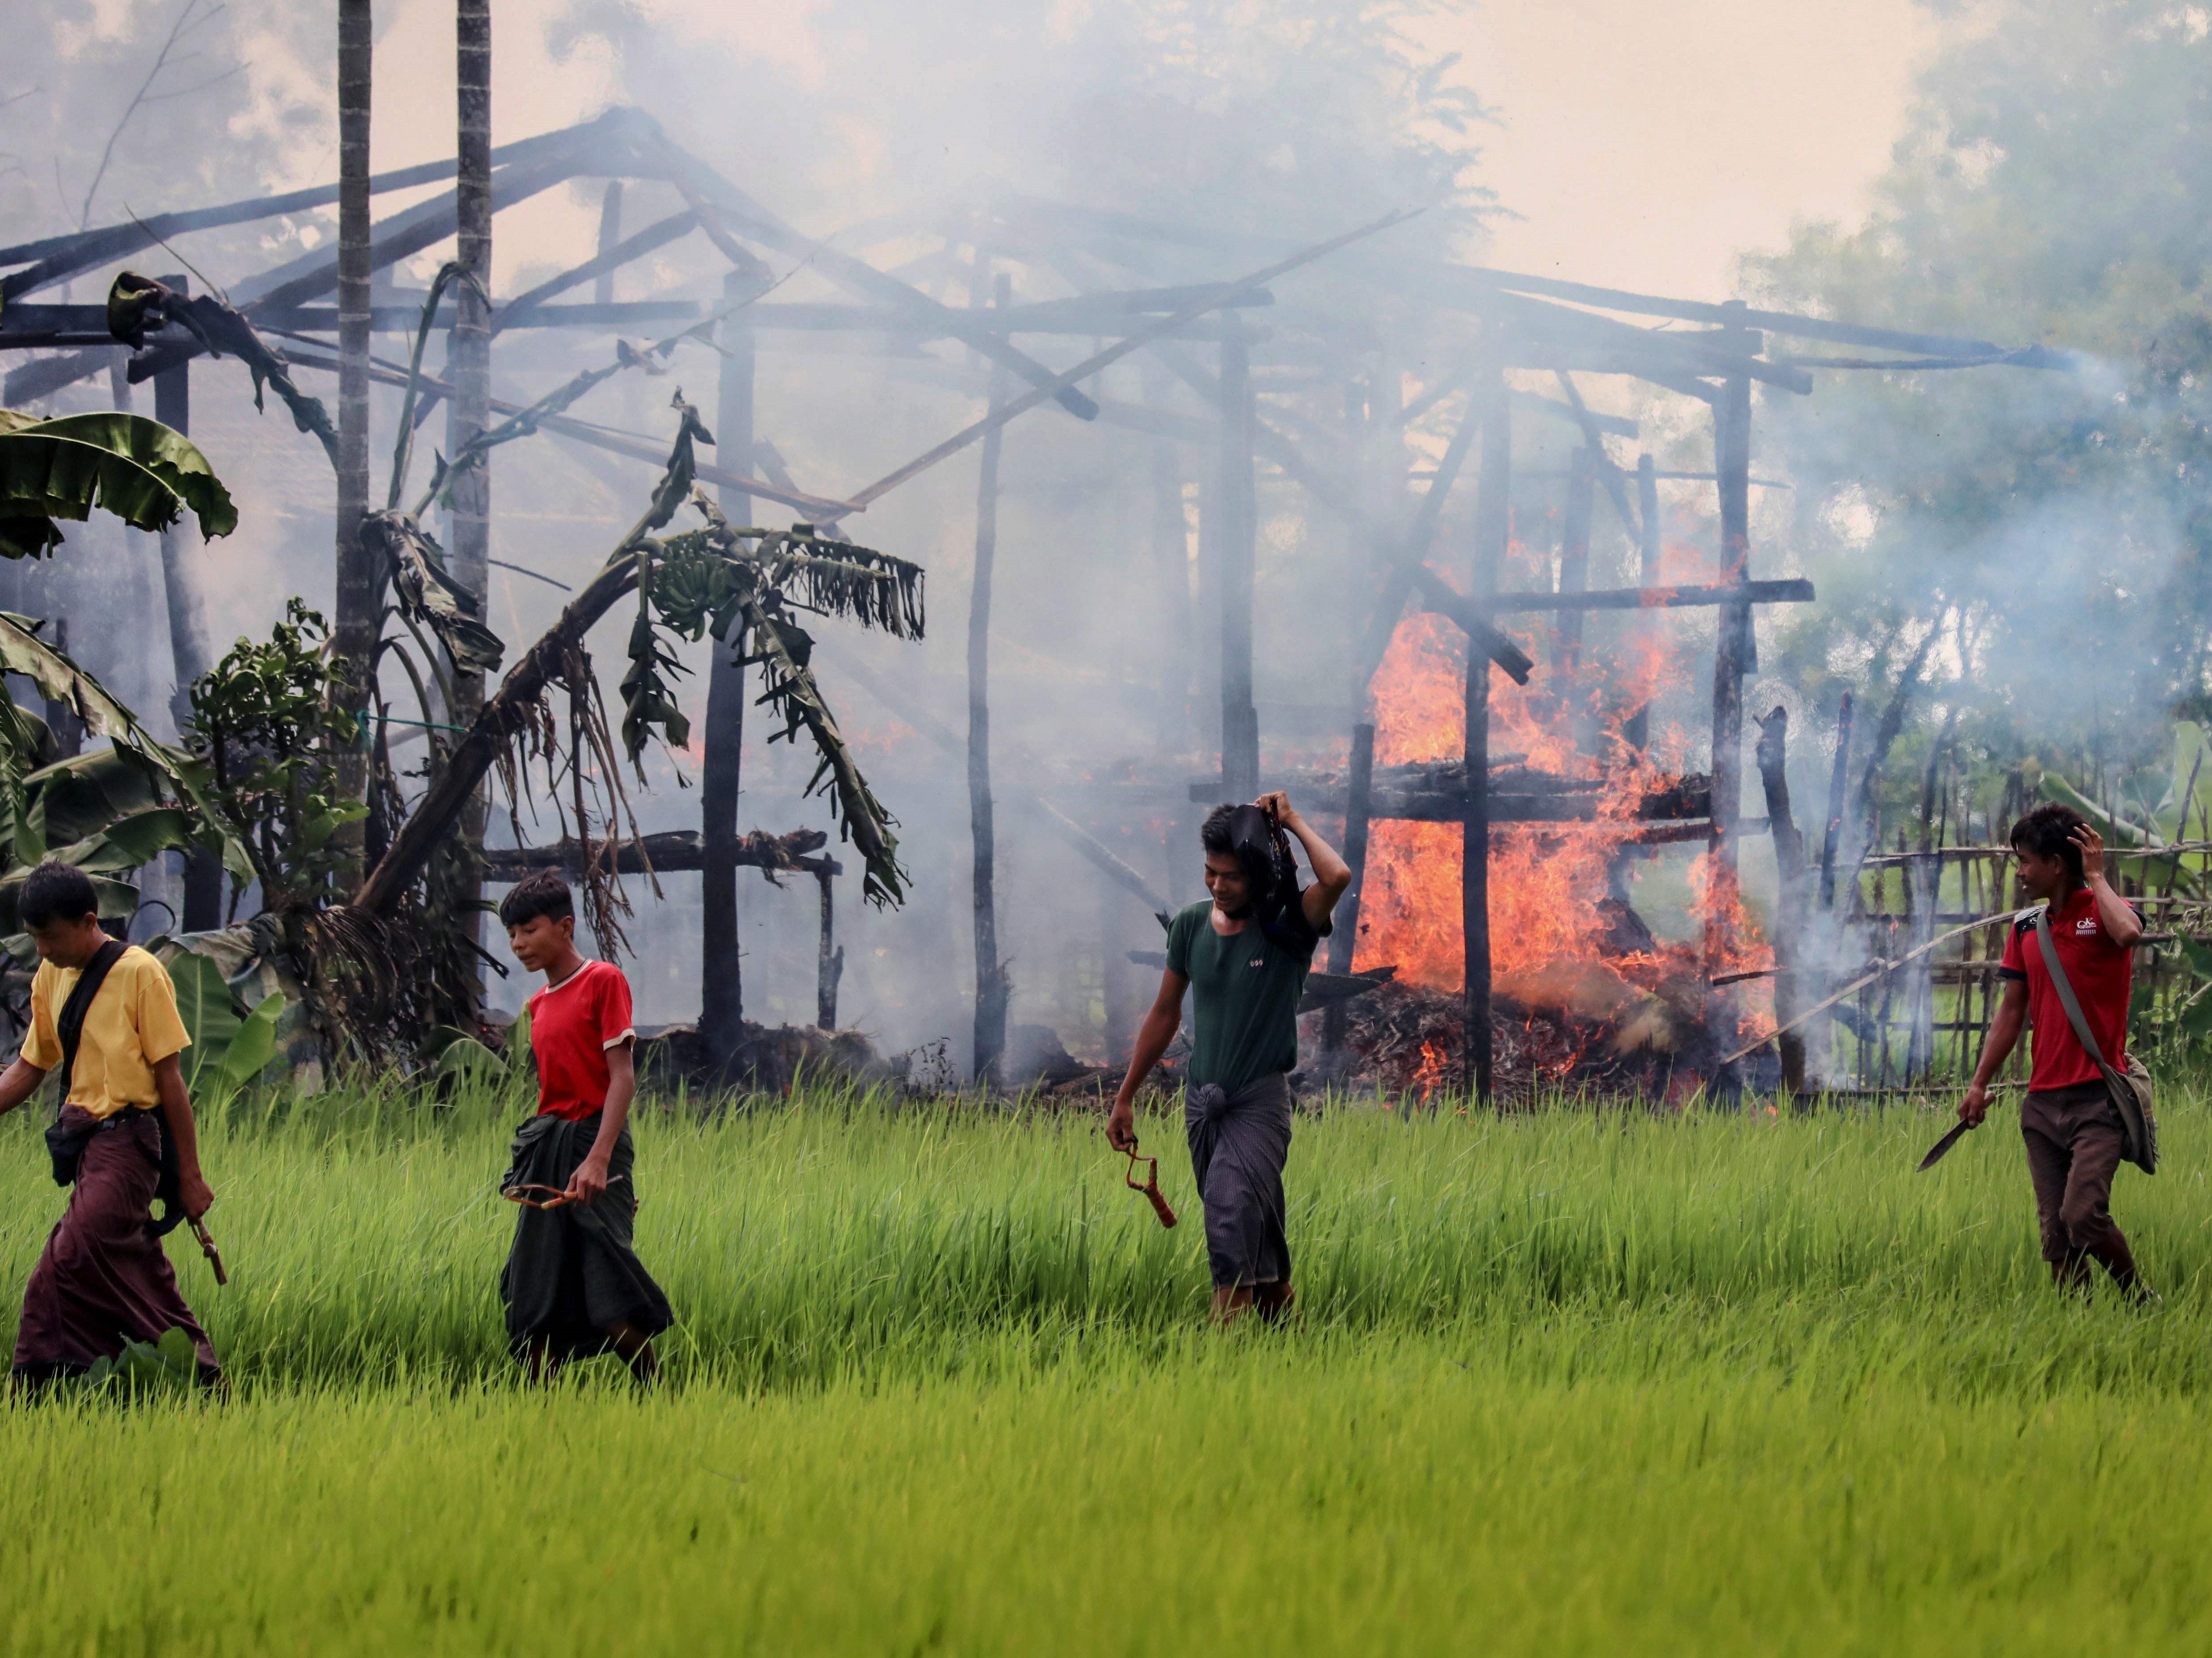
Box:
(0, 409, 236, 561)
(0, 648, 251, 880)
(201, 992, 283, 1109)
(2036, 769, 2158, 846)
(357, 510, 505, 676)
(164, 950, 244, 1096)
(745, 605, 907, 907)
(0, 871, 142, 934)
(106, 272, 338, 467)
(42, 806, 201, 875)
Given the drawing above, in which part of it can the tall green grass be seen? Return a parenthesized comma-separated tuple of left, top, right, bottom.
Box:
(8, 1083, 2212, 1653)
(16, 1332, 2212, 1655)
(0, 1075, 2200, 1394)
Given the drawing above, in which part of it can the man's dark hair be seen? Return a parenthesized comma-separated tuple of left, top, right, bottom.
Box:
(18, 861, 99, 929)
(497, 869, 574, 928)
(2010, 801, 2088, 886)
(1199, 803, 1239, 859)
(1200, 802, 1309, 947)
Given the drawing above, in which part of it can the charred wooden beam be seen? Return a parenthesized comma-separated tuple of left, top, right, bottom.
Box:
(1819, 689, 1855, 912)
(0, 113, 619, 302)
(1624, 454, 1663, 753)
(496, 210, 697, 331)
(1706, 348, 1754, 977)
(970, 267, 1013, 1085)
(483, 829, 837, 881)
(650, 137, 1102, 423)
(592, 182, 623, 307)
(817, 868, 842, 1029)
(1186, 764, 1712, 825)
(1464, 344, 1509, 1105)
(1556, 447, 1595, 667)
(1409, 566, 1536, 684)
(1323, 721, 1376, 1055)
(85, 148, 589, 402)
(1464, 579, 1817, 616)
(1219, 330, 1260, 799)
(1756, 705, 1809, 1093)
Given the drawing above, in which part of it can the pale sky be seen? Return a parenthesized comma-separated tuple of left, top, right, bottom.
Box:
(269, 0, 1946, 304)
(1449, 1, 1945, 300)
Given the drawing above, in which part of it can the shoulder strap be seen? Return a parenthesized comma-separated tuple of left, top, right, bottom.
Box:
(2033, 907, 2115, 1073)
(54, 939, 127, 1106)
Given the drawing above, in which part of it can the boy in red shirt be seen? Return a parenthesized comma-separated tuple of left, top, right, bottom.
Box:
(1959, 803, 2148, 1296)
(497, 871, 672, 1381)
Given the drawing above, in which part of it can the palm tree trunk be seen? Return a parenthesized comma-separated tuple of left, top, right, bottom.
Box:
(700, 269, 755, 1069)
(446, 0, 492, 991)
(969, 272, 1012, 1084)
(332, 0, 374, 889)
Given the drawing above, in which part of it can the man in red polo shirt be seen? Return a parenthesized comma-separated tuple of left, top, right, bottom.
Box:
(497, 870, 672, 1381)
(1959, 802, 2148, 1296)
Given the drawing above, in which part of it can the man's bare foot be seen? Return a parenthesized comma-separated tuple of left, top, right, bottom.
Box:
(1209, 1284, 1256, 1327)
(608, 1323, 660, 1384)
(1254, 1282, 1296, 1324)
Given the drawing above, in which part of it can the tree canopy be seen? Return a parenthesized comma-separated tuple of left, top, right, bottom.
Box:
(1749, 0, 2212, 790)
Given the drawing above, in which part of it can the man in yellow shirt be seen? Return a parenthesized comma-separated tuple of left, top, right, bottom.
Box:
(0, 862, 218, 1386)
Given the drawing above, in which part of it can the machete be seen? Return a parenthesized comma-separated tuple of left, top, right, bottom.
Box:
(1917, 1119, 1975, 1172)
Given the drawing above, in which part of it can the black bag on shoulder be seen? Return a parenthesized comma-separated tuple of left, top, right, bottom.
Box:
(41, 938, 126, 1187)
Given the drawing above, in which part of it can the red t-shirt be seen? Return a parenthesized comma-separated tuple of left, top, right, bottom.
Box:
(526, 959, 636, 1120)
(1997, 888, 2136, 1091)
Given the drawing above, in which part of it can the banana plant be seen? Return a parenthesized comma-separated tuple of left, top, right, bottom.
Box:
(0, 406, 236, 561)
(161, 948, 284, 1109)
(0, 410, 248, 943)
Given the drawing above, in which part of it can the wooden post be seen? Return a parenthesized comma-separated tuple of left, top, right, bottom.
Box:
(1101, 874, 1135, 1065)
(332, 0, 374, 896)
(151, 276, 221, 931)
(1323, 721, 1376, 1056)
(1556, 447, 1595, 670)
(970, 270, 1013, 1084)
(816, 868, 842, 1030)
(1218, 326, 1259, 800)
(1145, 360, 1194, 753)
(1754, 706, 1808, 1094)
(592, 181, 622, 307)
(701, 269, 756, 1069)
(1818, 689, 1854, 911)
(1706, 344, 1753, 974)
(1624, 453, 1661, 752)
(1463, 343, 1510, 1104)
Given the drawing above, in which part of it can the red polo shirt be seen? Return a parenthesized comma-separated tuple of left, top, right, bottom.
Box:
(1997, 888, 2137, 1091)
(526, 959, 635, 1120)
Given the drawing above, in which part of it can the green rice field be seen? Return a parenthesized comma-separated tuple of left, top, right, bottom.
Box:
(6, 1077, 2212, 1654)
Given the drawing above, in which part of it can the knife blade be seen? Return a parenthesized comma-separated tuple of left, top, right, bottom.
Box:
(1917, 1119, 1974, 1172)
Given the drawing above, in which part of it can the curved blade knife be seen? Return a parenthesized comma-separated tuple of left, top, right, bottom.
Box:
(1917, 1119, 1974, 1172)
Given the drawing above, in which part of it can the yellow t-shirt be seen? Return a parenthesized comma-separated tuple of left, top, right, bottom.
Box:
(20, 946, 191, 1120)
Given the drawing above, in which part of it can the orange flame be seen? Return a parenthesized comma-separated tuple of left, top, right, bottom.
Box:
(1350, 580, 1776, 1056)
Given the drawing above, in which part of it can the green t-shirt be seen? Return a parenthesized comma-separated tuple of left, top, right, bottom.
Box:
(1164, 898, 1328, 1093)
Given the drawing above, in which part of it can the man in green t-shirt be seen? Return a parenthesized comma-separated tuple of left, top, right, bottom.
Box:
(1109, 792, 1351, 1324)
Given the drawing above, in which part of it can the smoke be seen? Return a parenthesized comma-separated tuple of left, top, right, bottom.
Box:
(16, 0, 2208, 1086)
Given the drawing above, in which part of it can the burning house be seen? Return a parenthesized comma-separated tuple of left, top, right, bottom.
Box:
(0, 60, 2085, 1104)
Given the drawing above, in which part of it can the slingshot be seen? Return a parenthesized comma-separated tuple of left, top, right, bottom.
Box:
(502, 1173, 631, 1211)
(1124, 1145, 1178, 1228)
